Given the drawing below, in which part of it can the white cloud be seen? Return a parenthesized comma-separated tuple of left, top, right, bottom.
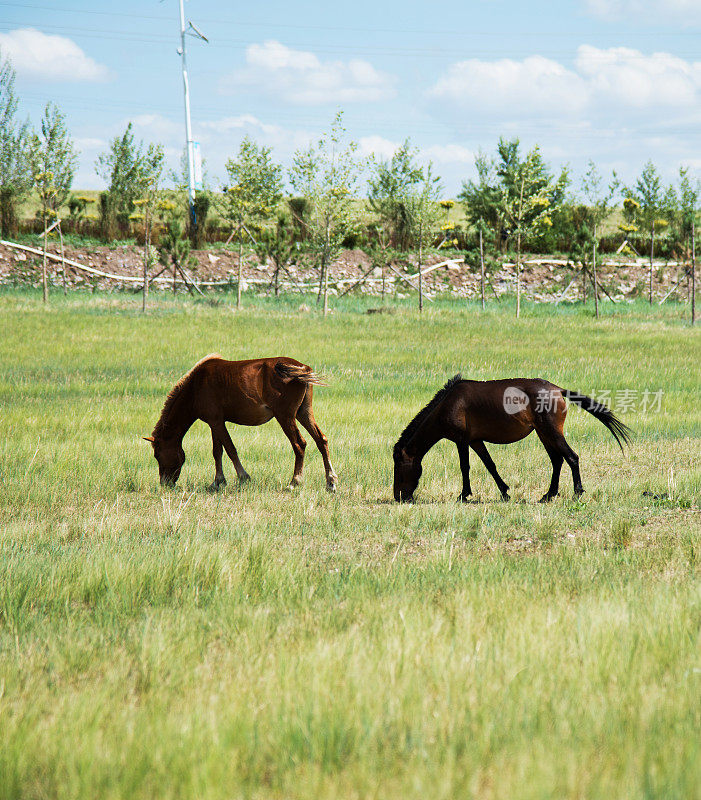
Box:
(200, 114, 280, 137)
(358, 137, 474, 169)
(429, 55, 587, 116)
(199, 114, 315, 157)
(423, 144, 475, 164)
(429, 46, 701, 121)
(221, 40, 396, 105)
(0, 28, 110, 82)
(74, 137, 107, 151)
(584, 0, 701, 22)
(130, 114, 183, 141)
(358, 135, 400, 160)
(576, 45, 701, 109)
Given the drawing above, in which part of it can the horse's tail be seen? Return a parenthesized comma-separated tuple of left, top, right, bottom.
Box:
(561, 389, 632, 451)
(274, 362, 326, 386)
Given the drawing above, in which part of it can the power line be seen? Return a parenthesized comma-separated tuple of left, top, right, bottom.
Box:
(2, 22, 699, 62)
(1, 1, 698, 36)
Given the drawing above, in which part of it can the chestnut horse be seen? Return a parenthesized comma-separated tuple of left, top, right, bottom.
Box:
(393, 375, 631, 503)
(144, 354, 337, 491)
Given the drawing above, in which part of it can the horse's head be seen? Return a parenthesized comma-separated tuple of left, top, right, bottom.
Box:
(143, 435, 185, 486)
(393, 446, 421, 503)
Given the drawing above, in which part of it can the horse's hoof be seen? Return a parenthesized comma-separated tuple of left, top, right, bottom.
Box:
(500, 493, 511, 502)
(539, 493, 555, 503)
(458, 493, 472, 503)
(207, 481, 226, 493)
(326, 482, 337, 494)
(238, 473, 251, 484)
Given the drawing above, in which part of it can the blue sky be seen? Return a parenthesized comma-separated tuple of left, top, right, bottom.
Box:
(1, 0, 699, 195)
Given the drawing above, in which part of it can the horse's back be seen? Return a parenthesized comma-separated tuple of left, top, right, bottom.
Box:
(452, 378, 564, 444)
(193, 356, 310, 426)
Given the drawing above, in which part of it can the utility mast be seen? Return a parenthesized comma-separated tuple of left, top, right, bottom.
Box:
(177, 0, 208, 224)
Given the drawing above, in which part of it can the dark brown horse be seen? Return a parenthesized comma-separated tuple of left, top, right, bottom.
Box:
(393, 375, 631, 503)
(144, 355, 337, 491)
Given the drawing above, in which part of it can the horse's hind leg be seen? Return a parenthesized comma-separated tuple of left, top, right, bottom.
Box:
(469, 440, 510, 501)
(275, 414, 307, 489)
(535, 437, 563, 503)
(210, 420, 251, 483)
(296, 387, 337, 492)
(207, 429, 227, 492)
(535, 425, 582, 500)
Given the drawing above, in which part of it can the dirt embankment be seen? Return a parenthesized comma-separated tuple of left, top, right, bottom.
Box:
(0, 241, 693, 303)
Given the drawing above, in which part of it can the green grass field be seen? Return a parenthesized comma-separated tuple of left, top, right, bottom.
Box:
(1, 290, 699, 800)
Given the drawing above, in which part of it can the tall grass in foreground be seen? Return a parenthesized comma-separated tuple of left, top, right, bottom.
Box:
(0, 291, 699, 799)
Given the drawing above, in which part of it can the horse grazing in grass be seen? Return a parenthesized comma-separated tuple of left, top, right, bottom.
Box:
(393, 375, 631, 503)
(144, 355, 337, 492)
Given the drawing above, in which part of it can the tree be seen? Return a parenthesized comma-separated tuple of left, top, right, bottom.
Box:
(495, 139, 563, 317)
(667, 167, 699, 322)
(289, 112, 362, 316)
(131, 144, 164, 312)
(401, 162, 443, 312)
(581, 161, 619, 317)
(367, 139, 442, 310)
(632, 160, 665, 304)
(667, 168, 698, 260)
(157, 208, 197, 295)
(28, 102, 78, 303)
(367, 139, 423, 250)
(254, 215, 297, 297)
(459, 150, 505, 252)
(223, 136, 284, 308)
(95, 123, 159, 240)
(460, 139, 568, 315)
(0, 50, 32, 237)
(173, 145, 212, 248)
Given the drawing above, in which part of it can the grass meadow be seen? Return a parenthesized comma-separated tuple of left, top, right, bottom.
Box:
(0, 290, 699, 799)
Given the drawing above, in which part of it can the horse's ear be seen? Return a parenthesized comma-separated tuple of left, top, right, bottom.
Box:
(142, 436, 155, 443)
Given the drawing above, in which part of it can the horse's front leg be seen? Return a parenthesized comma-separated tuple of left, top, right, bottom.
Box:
(207, 429, 227, 492)
(210, 420, 251, 484)
(457, 441, 472, 501)
(470, 440, 510, 501)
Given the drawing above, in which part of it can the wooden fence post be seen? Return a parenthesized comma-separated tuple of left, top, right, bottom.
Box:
(592, 228, 599, 319)
(479, 227, 485, 310)
(418, 221, 424, 313)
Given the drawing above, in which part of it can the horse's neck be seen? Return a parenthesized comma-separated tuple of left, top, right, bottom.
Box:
(159, 384, 196, 442)
(408, 413, 443, 462)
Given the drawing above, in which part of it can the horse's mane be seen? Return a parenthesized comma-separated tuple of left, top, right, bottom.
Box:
(152, 353, 222, 439)
(393, 373, 463, 456)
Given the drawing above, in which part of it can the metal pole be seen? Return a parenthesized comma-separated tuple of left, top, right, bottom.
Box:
(179, 0, 195, 224)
